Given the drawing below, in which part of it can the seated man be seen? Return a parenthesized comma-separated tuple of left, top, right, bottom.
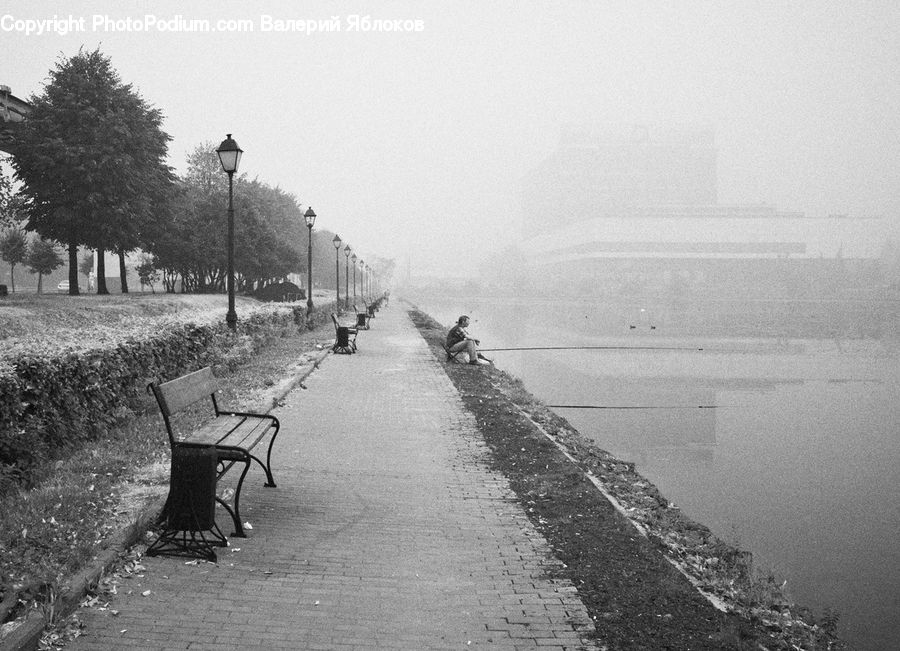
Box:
(446, 315, 491, 365)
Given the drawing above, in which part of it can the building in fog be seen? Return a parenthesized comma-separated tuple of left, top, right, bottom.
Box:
(522, 124, 719, 231)
(516, 126, 888, 337)
(0, 85, 30, 156)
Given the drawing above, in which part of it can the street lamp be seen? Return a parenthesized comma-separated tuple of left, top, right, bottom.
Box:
(304, 207, 316, 311)
(343, 245, 351, 310)
(359, 259, 365, 301)
(332, 234, 342, 309)
(215, 134, 243, 331)
(351, 253, 357, 305)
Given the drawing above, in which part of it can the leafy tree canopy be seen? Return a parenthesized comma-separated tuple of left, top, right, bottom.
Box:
(10, 47, 175, 292)
(25, 238, 63, 293)
(26, 238, 62, 274)
(0, 227, 28, 290)
(0, 167, 26, 229)
(144, 143, 305, 292)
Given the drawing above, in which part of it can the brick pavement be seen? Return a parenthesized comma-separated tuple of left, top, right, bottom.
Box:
(68, 305, 598, 650)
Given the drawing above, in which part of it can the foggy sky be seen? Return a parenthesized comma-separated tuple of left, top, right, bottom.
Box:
(4, 1, 899, 278)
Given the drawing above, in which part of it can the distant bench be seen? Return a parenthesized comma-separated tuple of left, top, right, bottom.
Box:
(353, 304, 371, 329)
(148, 367, 280, 538)
(331, 313, 358, 354)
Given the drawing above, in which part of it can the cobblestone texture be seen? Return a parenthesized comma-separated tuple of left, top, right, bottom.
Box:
(68, 306, 597, 650)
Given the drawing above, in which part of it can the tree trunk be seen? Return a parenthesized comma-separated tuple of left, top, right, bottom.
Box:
(8, 264, 14, 293)
(68, 242, 80, 295)
(96, 246, 109, 294)
(36, 273, 42, 294)
(118, 250, 129, 293)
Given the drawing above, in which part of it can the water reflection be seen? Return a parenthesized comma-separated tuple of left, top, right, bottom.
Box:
(527, 362, 719, 462)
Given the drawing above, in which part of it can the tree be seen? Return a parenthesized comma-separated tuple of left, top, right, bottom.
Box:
(0, 170, 25, 229)
(144, 143, 303, 294)
(0, 228, 28, 292)
(135, 252, 159, 293)
(10, 47, 175, 296)
(0, 170, 11, 228)
(25, 238, 63, 293)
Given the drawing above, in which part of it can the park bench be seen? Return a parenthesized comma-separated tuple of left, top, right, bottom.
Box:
(331, 313, 358, 354)
(353, 304, 371, 330)
(148, 367, 280, 539)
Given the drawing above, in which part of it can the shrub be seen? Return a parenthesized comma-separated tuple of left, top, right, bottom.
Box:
(0, 303, 303, 491)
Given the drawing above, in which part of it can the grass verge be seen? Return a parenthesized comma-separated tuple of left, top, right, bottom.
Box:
(0, 320, 335, 645)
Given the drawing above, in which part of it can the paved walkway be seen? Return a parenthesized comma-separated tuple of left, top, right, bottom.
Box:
(69, 305, 597, 650)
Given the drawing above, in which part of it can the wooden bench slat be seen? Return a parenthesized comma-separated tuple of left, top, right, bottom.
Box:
(182, 415, 246, 446)
(217, 417, 274, 449)
(155, 367, 217, 416)
(181, 416, 274, 448)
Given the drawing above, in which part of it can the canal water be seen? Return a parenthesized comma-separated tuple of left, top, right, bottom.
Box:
(407, 294, 900, 651)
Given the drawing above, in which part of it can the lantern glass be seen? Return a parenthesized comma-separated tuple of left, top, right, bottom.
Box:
(215, 134, 243, 173)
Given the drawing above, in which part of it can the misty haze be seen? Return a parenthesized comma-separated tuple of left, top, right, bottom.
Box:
(3, 3, 899, 650)
(403, 102, 898, 651)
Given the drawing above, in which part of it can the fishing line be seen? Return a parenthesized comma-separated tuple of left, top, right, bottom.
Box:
(478, 345, 705, 352)
(547, 404, 722, 410)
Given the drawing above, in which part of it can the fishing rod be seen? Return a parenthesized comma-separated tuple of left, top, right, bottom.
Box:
(478, 345, 705, 352)
(547, 404, 722, 410)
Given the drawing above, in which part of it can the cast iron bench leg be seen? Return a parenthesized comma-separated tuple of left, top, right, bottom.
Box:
(225, 459, 253, 537)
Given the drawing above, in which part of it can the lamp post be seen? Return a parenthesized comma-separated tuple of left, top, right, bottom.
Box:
(359, 259, 365, 302)
(351, 253, 357, 305)
(332, 234, 342, 309)
(343, 245, 351, 310)
(304, 207, 316, 311)
(215, 134, 243, 331)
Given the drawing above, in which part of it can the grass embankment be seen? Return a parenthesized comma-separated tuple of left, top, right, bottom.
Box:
(0, 293, 335, 643)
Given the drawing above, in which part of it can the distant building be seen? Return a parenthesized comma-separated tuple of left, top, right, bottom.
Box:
(516, 126, 888, 337)
(522, 124, 718, 234)
(0, 85, 31, 156)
